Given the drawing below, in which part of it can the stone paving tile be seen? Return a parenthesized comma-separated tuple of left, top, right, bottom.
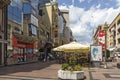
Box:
(0, 61, 120, 80)
(0, 75, 56, 80)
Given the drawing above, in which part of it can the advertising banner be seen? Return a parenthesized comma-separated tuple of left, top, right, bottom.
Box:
(90, 45, 102, 61)
(98, 30, 106, 51)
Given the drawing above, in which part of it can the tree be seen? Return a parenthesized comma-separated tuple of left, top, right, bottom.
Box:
(106, 49, 110, 58)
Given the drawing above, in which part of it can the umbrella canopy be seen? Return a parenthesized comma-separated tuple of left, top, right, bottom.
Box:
(52, 41, 90, 53)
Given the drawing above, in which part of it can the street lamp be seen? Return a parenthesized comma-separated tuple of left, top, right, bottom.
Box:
(103, 23, 109, 68)
(104, 30, 107, 68)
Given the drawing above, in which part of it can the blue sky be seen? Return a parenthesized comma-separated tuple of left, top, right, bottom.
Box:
(58, 0, 120, 44)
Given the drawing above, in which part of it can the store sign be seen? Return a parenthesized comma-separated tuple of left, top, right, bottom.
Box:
(31, 15, 38, 27)
(98, 30, 106, 51)
(90, 45, 102, 61)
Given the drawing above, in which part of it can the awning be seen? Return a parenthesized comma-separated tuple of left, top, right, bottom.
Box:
(14, 34, 37, 44)
(107, 47, 116, 51)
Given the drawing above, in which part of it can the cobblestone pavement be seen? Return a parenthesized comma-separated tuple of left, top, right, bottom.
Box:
(0, 60, 120, 80)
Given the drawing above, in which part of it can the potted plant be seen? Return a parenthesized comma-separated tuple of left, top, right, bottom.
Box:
(58, 56, 84, 80)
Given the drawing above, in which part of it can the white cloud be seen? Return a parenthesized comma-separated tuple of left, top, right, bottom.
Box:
(88, 0, 92, 3)
(96, 4, 101, 9)
(116, 0, 120, 7)
(72, 0, 74, 5)
(59, 4, 120, 44)
(59, 5, 69, 10)
(79, 0, 85, 3)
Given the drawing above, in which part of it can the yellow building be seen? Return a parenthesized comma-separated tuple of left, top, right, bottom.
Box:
(93, 24, 108, 46)
(107, 13, 120, 50)
(38, 1, 59, 47)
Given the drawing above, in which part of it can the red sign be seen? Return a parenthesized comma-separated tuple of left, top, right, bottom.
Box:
(98, 30, 106, 51)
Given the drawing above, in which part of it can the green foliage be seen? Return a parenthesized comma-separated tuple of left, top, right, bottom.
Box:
(61, 56, 82, 71)
(69, 56, 77, 66)
(74, 65, 82, 71)
(106, 49, 110, 58)
(62, 63, 69, 70)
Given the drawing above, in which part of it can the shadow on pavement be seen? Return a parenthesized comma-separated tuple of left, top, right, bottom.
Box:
(0, 60, 57, 75)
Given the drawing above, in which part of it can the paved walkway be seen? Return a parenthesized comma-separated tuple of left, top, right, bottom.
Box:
(0, 61, 120, 80)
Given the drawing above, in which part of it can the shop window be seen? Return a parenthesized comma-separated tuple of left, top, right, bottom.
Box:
(26, 48, 33, 54)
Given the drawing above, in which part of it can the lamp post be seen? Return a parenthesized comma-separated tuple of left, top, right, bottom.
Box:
(104, 29, 107, 68)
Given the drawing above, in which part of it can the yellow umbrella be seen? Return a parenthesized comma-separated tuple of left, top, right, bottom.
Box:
(52, 41, 90, 53)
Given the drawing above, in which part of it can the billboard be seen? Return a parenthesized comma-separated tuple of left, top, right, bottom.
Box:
(90, 45, 102, 61)
(98, 30, 106, 51)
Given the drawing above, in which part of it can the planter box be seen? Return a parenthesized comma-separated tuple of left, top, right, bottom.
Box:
(58, 69, 84, 80)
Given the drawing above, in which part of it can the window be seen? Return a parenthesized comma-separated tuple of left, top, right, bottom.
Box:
(8, 24, 11, 29)
(7, 34, 10, 39)
(117, 19, 120, 25)
(13, 27, 20, 34)
(26, 48, 33, 54)
(54, 31, 58, 37)
(46, 32, 49, 40)
(23, 3, 31, 14)
(28, 24, 37, 36)
(118, 38, 120, 44)
(39, 9, 43, 16)
(8, 2, 22, 23)
(0, 35, 2, 39)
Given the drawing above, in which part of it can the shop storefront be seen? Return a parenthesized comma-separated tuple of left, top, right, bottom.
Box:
(7, 34, 37, 65)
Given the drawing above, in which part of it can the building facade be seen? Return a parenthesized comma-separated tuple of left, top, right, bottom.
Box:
(60, 10, 71, 44)
(58, 9, 66, 45)
(0, 0, 10, 66)
(7, 0, 38, 65)
(93, 24, 109, 50)
(38, 0, 58, 61)
(107, 13, 120, 50)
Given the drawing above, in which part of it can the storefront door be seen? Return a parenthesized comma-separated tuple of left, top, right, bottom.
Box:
(18, 48, 26, 62)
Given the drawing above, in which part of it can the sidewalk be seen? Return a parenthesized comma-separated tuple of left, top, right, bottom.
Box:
(0, 61, 120, 80)
(0, 61, 60, 80)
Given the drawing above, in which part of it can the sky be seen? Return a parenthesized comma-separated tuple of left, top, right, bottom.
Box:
(58, 0, 120, 44)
